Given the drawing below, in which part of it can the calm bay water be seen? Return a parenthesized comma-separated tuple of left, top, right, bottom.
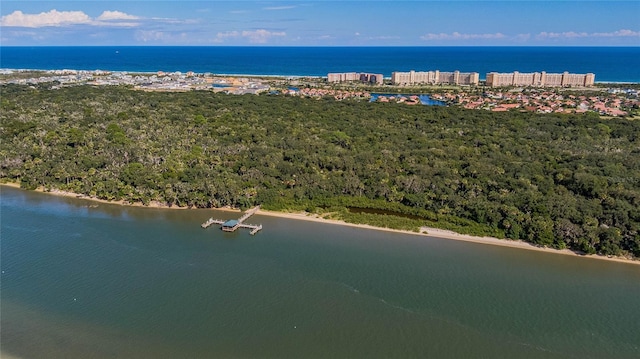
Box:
(1, 46, 639, 82)
(1, 186, 639, 358)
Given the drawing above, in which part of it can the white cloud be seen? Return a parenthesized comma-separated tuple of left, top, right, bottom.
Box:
(3, 29, 48, 43)
(594, 29, 639, 37)
(536, 29, 639, 40)
(135, 30, 166, 42)
(367, 35, 401, 40)
(418, 29, 639, 43)
(242, 29, 286, 43)
(149, 17, 197, 25)
(218, 31, 240, 38)
(135, 30, 187, 43)
(214, 29, 285, 43)
(593, 29, 639, 37)
(213, 30, 240, 42)
(1, 9, 141, 28)
(263, 6, 296, 11)
(1, 9, 91, 27)
(421, 32, 506, 41)
(536, 31, 587, 39)
(97, 11, 139, 21)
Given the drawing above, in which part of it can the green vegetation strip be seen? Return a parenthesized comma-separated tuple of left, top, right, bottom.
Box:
(1, 84, 639, 258)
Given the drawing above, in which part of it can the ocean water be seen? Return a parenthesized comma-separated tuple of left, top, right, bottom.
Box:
(2, 186, 640, 358)
(1, 46, 639, 82)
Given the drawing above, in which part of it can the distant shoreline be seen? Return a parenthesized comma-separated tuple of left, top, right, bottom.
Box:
(0, 68, 319, 79)
(3, 182, 638, 266)
(2, 68, 640, 84)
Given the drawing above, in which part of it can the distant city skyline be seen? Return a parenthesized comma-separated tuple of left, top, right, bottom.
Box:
(1, 1, 639, 46)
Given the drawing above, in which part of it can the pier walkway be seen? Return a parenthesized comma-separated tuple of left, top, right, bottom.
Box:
(201, 205, 262, 235)
(201, 218, 225, 228)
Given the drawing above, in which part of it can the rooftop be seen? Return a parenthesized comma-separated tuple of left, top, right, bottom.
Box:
(222, 220, 239, 228)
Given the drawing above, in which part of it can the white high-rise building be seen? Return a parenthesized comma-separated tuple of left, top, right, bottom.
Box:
(391, 70, 479, 85)
(486, 71, 595, 87)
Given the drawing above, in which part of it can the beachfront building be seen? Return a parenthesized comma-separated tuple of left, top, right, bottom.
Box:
(391, 70, 479, 86)
(327, 72, 384, 85)
(485, 71, 595, 87)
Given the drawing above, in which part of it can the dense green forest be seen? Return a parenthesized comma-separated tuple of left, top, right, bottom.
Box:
(1, 84, 639, 258)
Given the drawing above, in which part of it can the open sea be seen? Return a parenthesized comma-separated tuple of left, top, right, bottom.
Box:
(1, 46, 639, 82)
(2, 187, 640, 358)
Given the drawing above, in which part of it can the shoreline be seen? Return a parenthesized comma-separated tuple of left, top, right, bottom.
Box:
(255, 209, 639, 265)
(1, 67, 640, 85)
(0, 182, 242, 213)
(0, 68, 323, 80)
(2, 182, 638, 265)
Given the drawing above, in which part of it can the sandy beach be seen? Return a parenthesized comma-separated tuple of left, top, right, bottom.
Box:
(0, 182, 241, 213)
(2, 182, 638, 265)
(255, 209, 639, 265)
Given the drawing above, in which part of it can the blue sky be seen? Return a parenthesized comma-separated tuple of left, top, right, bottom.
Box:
(1, 1, 639, 46)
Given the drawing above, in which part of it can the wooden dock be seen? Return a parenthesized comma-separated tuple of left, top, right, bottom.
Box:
(240, 223, 262, 235)
(201, 205, 262, 235)
(201, 218, 225, 228)
(237, 205, 261, 223)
